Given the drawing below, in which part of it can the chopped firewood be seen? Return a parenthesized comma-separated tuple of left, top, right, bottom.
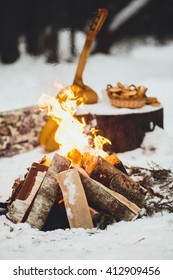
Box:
(57, 169, 93, 229)
(5, 153, 146, 230)
(76, 166, 140, 222)
(16, 163, 48, 201)
(105, 153, 128, 174)
(8, 161, 49, 204)
(7, 178, 24, 204)
(81, 152, 98, 175)
(81, 152, 127, 175)
(26, 153, 71, 230)
(84, 156, 146, 208)
(6, 163, 48, 223)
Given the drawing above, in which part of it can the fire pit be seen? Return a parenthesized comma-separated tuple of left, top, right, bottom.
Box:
(2, 90, 168, 232)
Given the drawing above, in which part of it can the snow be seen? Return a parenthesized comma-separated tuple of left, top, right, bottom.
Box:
(0, 38, 173, 260)
(64, 171, 76, 205)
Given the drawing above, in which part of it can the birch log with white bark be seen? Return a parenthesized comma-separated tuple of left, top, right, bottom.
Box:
(77, 167, 141, 222)
(83, 156, 146, 208)
(57, 169, 93, 229)
(26, 153, 71, 229)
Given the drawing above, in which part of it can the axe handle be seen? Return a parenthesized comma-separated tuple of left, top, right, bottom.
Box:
(73, 9, 108, 85)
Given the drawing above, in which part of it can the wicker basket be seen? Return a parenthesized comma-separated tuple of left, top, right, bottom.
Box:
(109, 97, 146, 109)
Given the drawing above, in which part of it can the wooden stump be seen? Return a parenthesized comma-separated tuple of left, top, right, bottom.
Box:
(77, 107, 163, 153)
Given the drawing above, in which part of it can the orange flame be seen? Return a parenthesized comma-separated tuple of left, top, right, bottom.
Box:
(39, 89, 111, 163)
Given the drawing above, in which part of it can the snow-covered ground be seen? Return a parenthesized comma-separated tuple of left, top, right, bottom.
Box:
(0, 37, 173, 260)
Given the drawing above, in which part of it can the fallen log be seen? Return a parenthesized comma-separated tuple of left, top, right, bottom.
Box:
(57, 169, 93, 229)
(0, 106, 47, 157)
(26, 153, 71, 229)
(83, 155, 146, 208)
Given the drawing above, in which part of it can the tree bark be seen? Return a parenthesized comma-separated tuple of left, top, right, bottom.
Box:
(57, 169, 93, 229)
(6, 163, 48, 223)
(0, 106, 47, 157)
(26, 153, 71, 229)
(77, 167, 141, 222)
(84, 156, 146, 208)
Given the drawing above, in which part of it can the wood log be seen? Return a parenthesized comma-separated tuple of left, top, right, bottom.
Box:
(16, 163, 48, 200)
(81, 152, 127, 175)
(105, 153, 128, 174)
(26, 153, 71, 229)
(7, 178, 24, 204)
(83, 156, 146, 208)
(6, 163, 48, 223)
(77, 167, 141, 222)
(57, 169, 93, 229)
(0, 106, 47, 157)
(7, 156, 50, 204)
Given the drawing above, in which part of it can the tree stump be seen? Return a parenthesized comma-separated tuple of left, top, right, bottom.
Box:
(77, 106, 163, 153)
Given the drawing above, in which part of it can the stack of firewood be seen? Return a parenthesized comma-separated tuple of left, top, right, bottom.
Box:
(6, 153, 147, 230)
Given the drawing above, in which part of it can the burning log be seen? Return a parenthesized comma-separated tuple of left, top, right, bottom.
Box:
(57, 169, 93, 229)
(82, 155, 146, 208)
(6, 162, 48, 223)
(26, 153, 71, 229)
(82, 152, 127, 175)
(77, 167, 141, 222)
(5, 152, 145, 230)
